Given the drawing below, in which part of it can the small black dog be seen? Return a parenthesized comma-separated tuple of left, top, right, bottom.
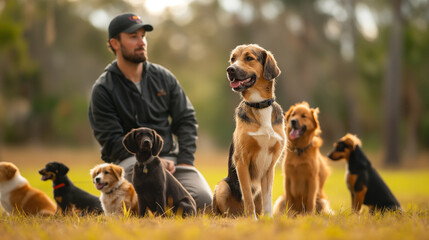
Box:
(39, 162, 103, 215)
(122, 127, 196, 217)
(328, 134, 402, 214)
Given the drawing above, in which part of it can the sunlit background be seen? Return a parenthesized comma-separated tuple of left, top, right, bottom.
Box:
(0, 0, 428, 167)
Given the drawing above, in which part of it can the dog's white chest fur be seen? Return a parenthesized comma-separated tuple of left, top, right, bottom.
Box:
(247, 107, 283, 176)
(100, 180, 126, 215)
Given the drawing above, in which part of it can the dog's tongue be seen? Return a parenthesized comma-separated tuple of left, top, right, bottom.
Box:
(230, 81, 241, 88)
(289, 129, 300, 140)
(96, 183, 105, 190)
(40, 175, 48, 181)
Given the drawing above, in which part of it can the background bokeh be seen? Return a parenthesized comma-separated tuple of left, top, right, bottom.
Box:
(1, 0, 428, 167)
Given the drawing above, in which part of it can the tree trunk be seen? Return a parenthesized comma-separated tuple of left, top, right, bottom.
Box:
(343, 0, 360, 135)
(383, 0, 403, 166)
(403, 71, 421, 159)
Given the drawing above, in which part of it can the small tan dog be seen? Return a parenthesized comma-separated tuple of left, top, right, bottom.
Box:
(0, 162, 56, 216)
(273, 102, 332, 216)
(90, 163, 138, 216)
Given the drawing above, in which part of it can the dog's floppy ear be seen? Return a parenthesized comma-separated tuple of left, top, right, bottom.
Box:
(110, 164, 123, 180)
(349, 145, 370, 169)
(262, 50, 281, 80)
(2, 162, 18, 180)
(123, 129, 139, 154)
(344, 134, 361, 150)
(151, 131, 164, 156)
(311, 107, 321, 134)
(58, 163, 69, 175)
(284, 105, 294, 122)
(89, 166, 99, 180)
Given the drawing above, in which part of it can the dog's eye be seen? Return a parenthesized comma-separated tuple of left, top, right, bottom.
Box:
(230, 57, 236, 62)
(245, 56, 254, 61)
(302, 114, 306, 118)
(104, 171, 109, 174)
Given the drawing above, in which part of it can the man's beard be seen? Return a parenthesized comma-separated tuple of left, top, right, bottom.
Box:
(121, 44, 147, 63)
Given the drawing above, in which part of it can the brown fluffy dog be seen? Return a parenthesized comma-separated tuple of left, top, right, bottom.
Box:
(0, 162, 56, 216)
(212, 44, 285, 218)
(90, 163, 138, 216)
(273, 102, 332, 216)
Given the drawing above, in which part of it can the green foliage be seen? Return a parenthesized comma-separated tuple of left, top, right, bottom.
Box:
(51, 96, 92, 145)
(0, 20, 20, 49)
(0, 0, 428, 158)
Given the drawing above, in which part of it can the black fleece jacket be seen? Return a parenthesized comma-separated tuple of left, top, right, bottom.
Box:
(88, 61, 197, 165)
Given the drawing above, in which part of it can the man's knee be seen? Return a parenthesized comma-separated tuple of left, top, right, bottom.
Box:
(193, 189, 213, 210)
(116, 156, 136, 183)
(173, 166, 213, 210)
(123, 166, 133, 183)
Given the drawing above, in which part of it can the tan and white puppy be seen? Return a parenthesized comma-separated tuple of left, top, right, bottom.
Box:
(0, 162, 56, 216)
(90, 163, 138, 216)
(212, 44, 286, 218)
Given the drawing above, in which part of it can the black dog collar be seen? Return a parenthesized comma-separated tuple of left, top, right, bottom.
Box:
(105, 181, 124, 195)
(244, 99, 274, 109)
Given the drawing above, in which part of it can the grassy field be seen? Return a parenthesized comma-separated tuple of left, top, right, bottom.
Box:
(1, 146, 429, 240)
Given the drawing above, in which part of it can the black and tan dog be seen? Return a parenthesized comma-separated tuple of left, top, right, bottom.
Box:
(212, 44, 285, 218)
(122, 127, 197, 218)
(328, 134, 402, 214)
(39, 162, 103, 215)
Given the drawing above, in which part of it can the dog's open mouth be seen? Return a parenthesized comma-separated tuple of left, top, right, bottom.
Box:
(96, 182, 108, 190)
(39, 171, 53, 181)
(289, 126, 306, 140)
(229, 75, 256, 91)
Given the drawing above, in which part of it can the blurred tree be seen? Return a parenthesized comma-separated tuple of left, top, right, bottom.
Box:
(402, 0, 429, 158)
(0, 0, 41, 143)
(383, 0, 403, 166)
(0, 0, 428, 160)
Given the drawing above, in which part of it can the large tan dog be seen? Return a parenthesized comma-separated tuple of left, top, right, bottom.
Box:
(90, 163, 138, 216)
(212, 44, 286, 218)
(273, 102, 332, 216)
(0, 162, 56, 216)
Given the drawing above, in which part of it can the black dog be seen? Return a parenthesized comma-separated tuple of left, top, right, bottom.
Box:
(39, 162, 103, 215)
(328, 134, 402, 214)
(122, 127, 197, 217)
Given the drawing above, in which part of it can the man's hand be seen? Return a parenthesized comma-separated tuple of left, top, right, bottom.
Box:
(160, 158, 176, 174)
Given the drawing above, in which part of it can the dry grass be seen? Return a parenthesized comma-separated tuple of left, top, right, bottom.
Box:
(0, 210, 428, 240)
(1, 146, 429, 240)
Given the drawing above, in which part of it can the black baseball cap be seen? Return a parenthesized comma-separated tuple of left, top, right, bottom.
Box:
(108, 13, 153, 40)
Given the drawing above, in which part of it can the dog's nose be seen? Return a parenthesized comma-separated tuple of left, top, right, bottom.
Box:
(95, 177, 101, 183)
(291, 119, 298, 128)
(143, 139, 151, 148)
(226, 66, 236, 76)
